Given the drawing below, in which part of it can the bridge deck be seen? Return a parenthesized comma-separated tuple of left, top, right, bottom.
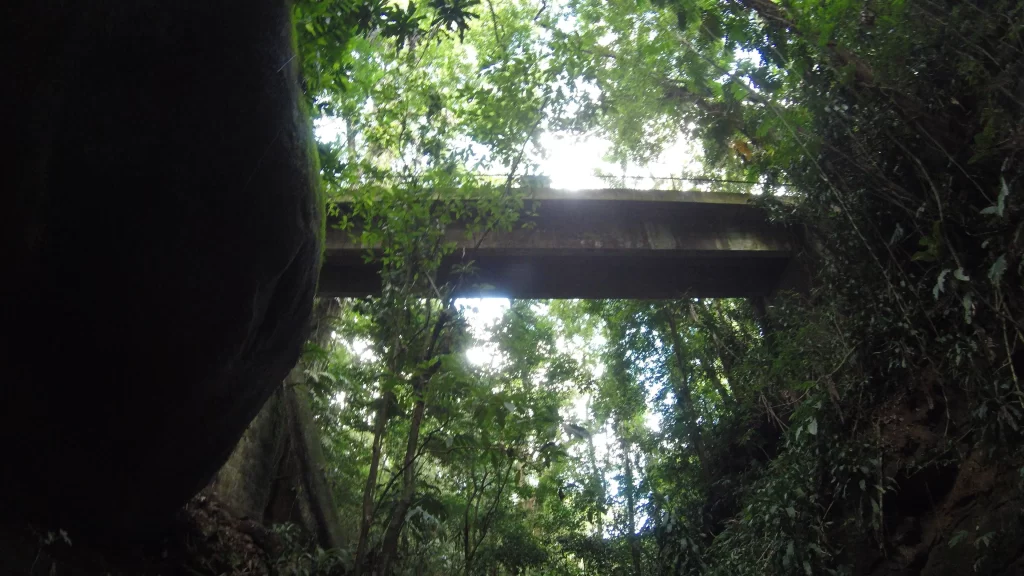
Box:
(319, 189, 796, 299)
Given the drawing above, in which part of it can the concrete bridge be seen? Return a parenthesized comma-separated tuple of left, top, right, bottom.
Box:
(320, 189, 797, 299)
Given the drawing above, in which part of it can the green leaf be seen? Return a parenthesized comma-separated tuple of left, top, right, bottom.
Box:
(562, 422, 591, 440)
(976, 531, 996, 549)
(933, 269, 950, 299)
(980, 177, 1009, 217)
(963, 293, 974, 324)
(949, 530, 969, 548)
(988, 255, 1007, 285)
(913, 222, 942, 262)
(729, 82, 750, 101)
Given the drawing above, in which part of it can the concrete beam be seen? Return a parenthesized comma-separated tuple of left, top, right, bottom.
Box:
(320, 189, 795, 299)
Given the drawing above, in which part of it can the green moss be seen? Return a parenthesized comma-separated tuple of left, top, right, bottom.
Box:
(289, 9, 328, 278)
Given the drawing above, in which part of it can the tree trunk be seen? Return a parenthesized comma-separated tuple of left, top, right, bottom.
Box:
(463, 464, 485, 576)
(354, 389, 393, 576)
(374, 303, 451, 575)
(463, 485, 473, 574)
(378, 394, 426, 576)
(345, 115, 357, 163)
(466, 461, 514, 575)
(619, 434, 643, 576)
(749, 296, 770, 336)
(688, 300, 735, 408)
(585, 399, 606, 538)
(731, 0, 876, 87)
(665, 308, 711, 483)
(703, 359, 733, 408)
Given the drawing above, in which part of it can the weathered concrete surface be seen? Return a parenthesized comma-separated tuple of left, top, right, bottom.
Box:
(321, 189, 795, 299)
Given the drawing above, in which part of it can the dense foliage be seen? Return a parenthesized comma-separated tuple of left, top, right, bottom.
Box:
(286, 0, 1024, 574)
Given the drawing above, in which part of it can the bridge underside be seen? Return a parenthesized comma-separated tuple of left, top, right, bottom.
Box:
(319, 190, 796, 299)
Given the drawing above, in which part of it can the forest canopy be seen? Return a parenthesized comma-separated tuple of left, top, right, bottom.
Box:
(281, 0, 1024, 574)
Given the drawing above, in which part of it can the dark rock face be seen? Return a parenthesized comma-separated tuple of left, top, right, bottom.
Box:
(2, 0, 323, 538)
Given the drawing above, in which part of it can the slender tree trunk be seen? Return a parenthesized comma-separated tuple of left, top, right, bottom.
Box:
(375, 303, 451, 575)
(704, 360, 733, 408)
(585, 399, 606, 538)
(401, 527, 410, 576)
(355, 388, 393, 576)
(345, 116, 357, 163)
(466, 461, 514, 574)
(378, 394, 426, 576)
(688, 300, 735, 408)
(619, 434, 643, 576)
(749, 295, 772, 337)
(733, 0, 877, 84)
(665, 308, 711, 483)
(463, 493, 472, 574)
(463, 465, 483, 576)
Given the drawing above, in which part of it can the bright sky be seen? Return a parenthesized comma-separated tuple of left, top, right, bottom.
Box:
(535, 131, 701, 190)
(458, 297, 510, 367)
(313, 117, 702, 192)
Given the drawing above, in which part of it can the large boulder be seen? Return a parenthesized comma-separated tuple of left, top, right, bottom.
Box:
(1, 0, 323, 537)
